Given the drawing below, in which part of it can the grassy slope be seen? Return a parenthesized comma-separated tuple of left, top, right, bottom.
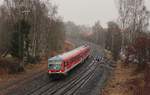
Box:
(101, 49, 150, 95)
(102, 61, 150, 95)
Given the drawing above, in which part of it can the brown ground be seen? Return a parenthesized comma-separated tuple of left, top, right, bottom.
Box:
(102, 61, 150, 95)
(0, 62, 47, 89)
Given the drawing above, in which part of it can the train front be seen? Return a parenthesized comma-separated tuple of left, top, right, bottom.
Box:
(48, 56, 65, 77)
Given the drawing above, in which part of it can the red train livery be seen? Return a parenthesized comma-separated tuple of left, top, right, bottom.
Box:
(48, 45, 90, 76)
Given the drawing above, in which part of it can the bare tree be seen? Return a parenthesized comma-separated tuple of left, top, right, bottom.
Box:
(117, 0, 150, 46)
(106, 21, 122, 60)
(0, 0, 66, 66)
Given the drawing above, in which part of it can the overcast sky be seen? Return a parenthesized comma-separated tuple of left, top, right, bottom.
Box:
(53, 0, 150, 28)
(0, 0, 149, 28)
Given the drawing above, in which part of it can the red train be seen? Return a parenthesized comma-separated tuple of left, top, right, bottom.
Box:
(48, 45, 90, 77)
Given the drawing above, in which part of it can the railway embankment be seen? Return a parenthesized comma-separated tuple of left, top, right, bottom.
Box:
(0, 41, 74, 92)
(102, 60, 150, 95)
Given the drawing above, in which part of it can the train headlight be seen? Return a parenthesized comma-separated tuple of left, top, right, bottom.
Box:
(48, 70, 51, 73)
(60, 70, 64, 72)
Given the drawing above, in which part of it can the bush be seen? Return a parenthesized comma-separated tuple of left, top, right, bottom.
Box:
(0, 58, 23, 74)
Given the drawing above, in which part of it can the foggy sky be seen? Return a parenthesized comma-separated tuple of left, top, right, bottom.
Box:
(53, 0, 150, 28)
(0, 0, 149, 28)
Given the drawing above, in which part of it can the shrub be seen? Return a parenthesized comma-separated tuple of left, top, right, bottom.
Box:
(0, 58, 23, 74)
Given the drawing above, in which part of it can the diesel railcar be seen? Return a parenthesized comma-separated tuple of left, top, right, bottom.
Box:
(47, 45, 90, 78)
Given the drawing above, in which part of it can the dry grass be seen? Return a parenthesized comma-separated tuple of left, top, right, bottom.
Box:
(102, 62, 145, 95)
(104, 49, 113, 60)
(0, 63, 46, 82)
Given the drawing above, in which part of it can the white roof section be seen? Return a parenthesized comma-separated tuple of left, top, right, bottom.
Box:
(48, 45, 87, 61)
(60, 45, 86, 59)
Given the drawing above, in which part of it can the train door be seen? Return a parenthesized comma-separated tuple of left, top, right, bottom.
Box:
(64, 61, 68, 71)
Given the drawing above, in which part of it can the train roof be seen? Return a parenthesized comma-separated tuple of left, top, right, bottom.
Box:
(61, 46, 85, 58)
(48, 55, 63, 61)
(48, 45, 87, 61)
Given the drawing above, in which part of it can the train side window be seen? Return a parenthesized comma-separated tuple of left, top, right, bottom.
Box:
(64, 61, 68, 66)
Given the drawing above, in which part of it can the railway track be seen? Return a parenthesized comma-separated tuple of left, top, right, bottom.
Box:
(55, 60, 99, 95)
(27, 56, 102, 95)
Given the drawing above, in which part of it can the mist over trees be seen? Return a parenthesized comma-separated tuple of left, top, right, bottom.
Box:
(90, 21, 122, 60)
(65, 21, 82, 38)
(64, 19, 122, 60)
(65, 21, 92, 39)
(92, 21, 105, 47)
